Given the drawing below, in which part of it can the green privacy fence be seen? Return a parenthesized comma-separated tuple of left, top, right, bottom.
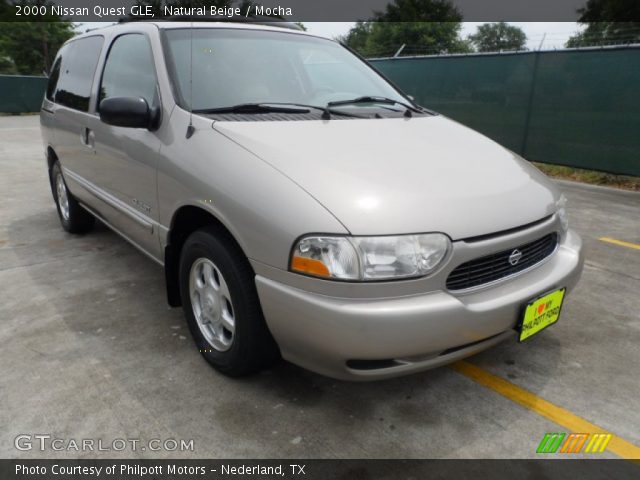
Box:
(371, 46, 640, 177)
(0, 75, 48, 113)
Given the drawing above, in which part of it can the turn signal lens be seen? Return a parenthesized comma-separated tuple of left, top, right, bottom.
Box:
(290, 256, 331, 278)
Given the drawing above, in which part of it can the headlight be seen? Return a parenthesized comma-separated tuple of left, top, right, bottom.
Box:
(290, 233, 450, 281)
(556, 195, 569, 231)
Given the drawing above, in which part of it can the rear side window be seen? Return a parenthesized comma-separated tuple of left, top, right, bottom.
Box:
(54, 36, 104, 111)
(100, 34, 157, 108)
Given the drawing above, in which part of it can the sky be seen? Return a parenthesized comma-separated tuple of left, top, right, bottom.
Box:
(78, 22, 583, 50)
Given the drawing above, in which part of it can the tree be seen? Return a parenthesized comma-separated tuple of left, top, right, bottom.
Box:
(0, 0, 13, 21)
(0, 55, 17, 75)
(340, 0, 471, 57)
(335, 21, 372, 51)
(468, 22, 527, 52)
(0, 1, 74, 75)
(566, 0, 640, 47)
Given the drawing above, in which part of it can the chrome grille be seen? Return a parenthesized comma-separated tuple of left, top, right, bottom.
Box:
(446, 233, 559, 291)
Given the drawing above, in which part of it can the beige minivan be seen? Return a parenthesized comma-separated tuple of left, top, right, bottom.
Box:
(41, 21, 584, 380)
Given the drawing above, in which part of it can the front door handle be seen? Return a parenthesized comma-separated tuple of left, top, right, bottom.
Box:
(81, 127, 95, 148)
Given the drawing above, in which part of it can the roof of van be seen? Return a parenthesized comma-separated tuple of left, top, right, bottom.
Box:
(82, 20, 316, 37)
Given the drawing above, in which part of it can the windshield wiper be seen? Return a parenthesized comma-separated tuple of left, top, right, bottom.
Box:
(194, 103, 311, 115)
(193, 102, 364, 119)
(261, 102, 365, 119)
(327, 96, 423, 116)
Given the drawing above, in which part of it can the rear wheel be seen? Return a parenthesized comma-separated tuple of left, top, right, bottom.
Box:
(50, 162, 94, 234)
(179, 227, 280, 376)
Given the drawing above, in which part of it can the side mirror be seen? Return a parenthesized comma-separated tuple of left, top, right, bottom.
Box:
(99, 97, 151, 129)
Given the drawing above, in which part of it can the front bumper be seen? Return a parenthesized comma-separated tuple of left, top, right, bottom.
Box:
(255, 228, 584, 381)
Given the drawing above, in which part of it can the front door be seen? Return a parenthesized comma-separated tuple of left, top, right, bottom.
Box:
(87, 33, 162, 259)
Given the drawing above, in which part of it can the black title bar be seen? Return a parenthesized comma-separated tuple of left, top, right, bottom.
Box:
(2, 459, 639, 480)
(3, 0, 638, 22)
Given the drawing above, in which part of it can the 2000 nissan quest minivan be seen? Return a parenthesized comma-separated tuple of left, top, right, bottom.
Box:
(40, 21, 584, 380)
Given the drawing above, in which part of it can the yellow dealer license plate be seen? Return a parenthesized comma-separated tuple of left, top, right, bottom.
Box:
(518, 288, 566, 342)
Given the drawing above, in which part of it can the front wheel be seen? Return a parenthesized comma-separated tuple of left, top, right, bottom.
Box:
(179, 227, 280, 376)
(50, 162, 95, 234)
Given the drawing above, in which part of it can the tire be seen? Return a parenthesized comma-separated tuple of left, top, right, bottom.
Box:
(179, 226, 280, 376)
(50, 161, 95, 234)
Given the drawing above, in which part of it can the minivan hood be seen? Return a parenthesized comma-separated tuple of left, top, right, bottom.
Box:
(212, 115, 559, 239)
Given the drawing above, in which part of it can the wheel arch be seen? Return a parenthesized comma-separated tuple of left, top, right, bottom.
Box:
(46, 146, 61, 198)
(46, 146, 58, 172)
(164, 204, 251, 307)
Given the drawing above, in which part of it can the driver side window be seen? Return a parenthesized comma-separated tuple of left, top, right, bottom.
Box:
(100, 34, 158, 108)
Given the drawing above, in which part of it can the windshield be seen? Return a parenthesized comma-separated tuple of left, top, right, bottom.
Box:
(162, 28, 408, 111)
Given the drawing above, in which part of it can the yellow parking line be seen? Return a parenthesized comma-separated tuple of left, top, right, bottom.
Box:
(599, 237, 640, 251)
(451, 361, 640, 460)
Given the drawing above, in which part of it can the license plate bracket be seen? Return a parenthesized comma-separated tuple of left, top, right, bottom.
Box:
(517, 288, 566, 342)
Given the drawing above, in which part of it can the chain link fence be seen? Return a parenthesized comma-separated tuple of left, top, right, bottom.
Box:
(360, 25, 640, 58)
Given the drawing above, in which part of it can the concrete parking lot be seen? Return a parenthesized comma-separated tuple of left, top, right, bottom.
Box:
(1, 115, 639, 459)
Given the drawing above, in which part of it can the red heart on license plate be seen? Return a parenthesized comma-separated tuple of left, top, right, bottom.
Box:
(538, 304, 545, 314)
